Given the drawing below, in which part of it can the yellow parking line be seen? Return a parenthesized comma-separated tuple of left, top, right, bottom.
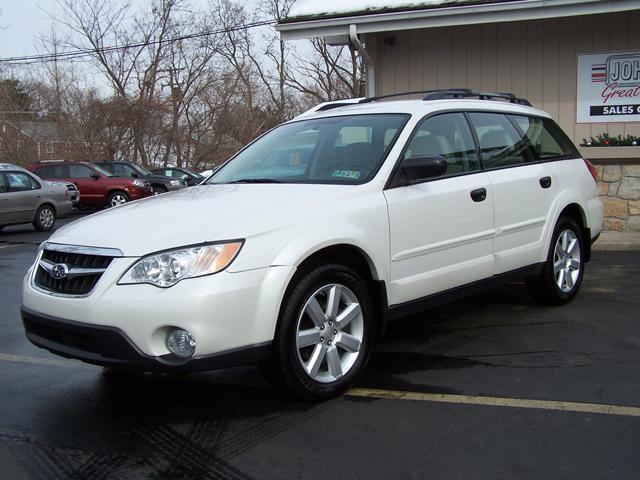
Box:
(2, 353, 638, 417)
(347, 388, 640, 417)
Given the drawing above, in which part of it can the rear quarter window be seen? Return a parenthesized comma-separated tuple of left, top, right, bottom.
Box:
(35, 165, 67, 179)
(509, 115, 579, 160)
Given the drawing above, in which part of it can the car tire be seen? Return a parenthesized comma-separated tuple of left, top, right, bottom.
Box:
(265, 263, 375, 402)
(107, 191, 129, 208)
(526, 216, 585, 305)
(33, 204, 56, 232)
(154, 186, 167, 195)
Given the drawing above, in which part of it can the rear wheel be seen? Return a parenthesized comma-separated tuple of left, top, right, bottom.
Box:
(33, 204, 56, 232)
(526, 217, 585, 305)
(154, 186, 167, 195)
(265, 264, 374, 401)
(107, 191, 129, 208)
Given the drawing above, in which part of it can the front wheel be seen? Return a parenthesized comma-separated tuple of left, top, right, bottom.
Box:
(265, 264, 375, 401)
(526, 217, 585, 305)
(33, 205, 56, 232)
(107, 191, 129, 208)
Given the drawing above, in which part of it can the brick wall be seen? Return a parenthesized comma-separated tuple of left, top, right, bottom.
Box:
(596, 165, 640, 232)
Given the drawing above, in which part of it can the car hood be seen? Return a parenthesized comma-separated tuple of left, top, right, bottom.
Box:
(48, 183, 362, 256)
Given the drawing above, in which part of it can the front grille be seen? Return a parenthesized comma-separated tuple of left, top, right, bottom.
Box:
(34, 249, 114, 296)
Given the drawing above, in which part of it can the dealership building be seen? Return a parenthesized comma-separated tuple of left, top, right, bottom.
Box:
(279, 0, 640, 232)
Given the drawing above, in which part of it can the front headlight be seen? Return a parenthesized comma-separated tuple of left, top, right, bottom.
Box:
(132, 179, 145, 187)
(170, 180, 180, 186)
(118, 241, 243, 287)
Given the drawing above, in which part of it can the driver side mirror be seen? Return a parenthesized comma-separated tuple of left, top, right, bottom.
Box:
(131, 172, 139, 178)
(90, 172, 99, 180)
(400, 155, 447, 185)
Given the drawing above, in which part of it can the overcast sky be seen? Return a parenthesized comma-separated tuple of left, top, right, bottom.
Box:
(0, 0, 271, 60)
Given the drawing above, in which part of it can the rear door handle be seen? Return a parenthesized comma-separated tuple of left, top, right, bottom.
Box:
(539, 176, 552, 189)
(470, 188, 487, 202)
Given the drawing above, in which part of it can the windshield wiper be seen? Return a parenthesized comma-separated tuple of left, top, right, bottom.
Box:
(226, 178, 283, 184)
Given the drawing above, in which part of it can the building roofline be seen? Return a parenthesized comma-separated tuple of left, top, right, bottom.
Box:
(277, 0, 640, 40)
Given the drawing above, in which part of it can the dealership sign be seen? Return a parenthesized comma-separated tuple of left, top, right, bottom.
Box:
(577, 51, 640, 123)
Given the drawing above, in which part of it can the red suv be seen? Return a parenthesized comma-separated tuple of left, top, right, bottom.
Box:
(28, 161, 153, 208)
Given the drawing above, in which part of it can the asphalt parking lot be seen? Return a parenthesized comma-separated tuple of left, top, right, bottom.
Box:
(1, 218, 639, 480)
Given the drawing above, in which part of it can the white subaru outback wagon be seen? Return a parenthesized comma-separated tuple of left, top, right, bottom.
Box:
(21, 90, 603, 401)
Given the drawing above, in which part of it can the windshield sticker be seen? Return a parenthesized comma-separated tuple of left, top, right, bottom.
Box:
(331, 170, 361, 179)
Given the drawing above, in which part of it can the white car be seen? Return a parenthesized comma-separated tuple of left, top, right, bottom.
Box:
(21, 90, 603, 401)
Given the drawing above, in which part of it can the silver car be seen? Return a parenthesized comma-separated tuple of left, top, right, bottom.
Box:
(0, 163, 74, 232)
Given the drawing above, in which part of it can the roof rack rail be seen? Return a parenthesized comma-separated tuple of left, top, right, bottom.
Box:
(422, 89, 532, 106)
(358, 88, 531, 106)
(358, 90, 442, 104)
(295, 98, 365, 119)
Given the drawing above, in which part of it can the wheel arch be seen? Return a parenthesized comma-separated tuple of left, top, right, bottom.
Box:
(106, 189, 129, 204)
(557, 202, 592, 262)
(33, 201, 56, 220)
(282, 243, 389, 338)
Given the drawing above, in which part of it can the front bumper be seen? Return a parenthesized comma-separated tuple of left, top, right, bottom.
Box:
(165, 183, 185, 192)
(22, 260, 293, 368)
(125, 186, 154, 200)
(21, 307, 270, 371)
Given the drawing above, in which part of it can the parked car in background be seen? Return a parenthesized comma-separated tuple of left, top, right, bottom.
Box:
(152, 166, 203, 186)
(94, 161, 185, 193)
(46, 181, 80, 207)
(0, 163, 74, 232)
(28, 161, 153, 208)
(20, 90, 603, 401)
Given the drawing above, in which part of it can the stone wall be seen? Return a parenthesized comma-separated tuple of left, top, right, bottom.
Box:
(596, 165, 640, 232)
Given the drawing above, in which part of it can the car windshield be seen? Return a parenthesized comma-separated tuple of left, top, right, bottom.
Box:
(208, 114, 409, 185)
(134, 165, 153, 176)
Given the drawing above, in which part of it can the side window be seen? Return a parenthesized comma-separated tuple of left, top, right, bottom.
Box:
(405, 113, 480, 175)
(468, 112, 533, 168)
(0, 174, 7, 193)
(6, 172, 38, 192)
(68, 164, 94, 179)
(36, 165, 67, 179)
(509, 115, 579, 160)
(33, 166, 49, 178)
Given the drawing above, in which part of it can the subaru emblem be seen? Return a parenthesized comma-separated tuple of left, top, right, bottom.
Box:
(51, 263, 69, 279)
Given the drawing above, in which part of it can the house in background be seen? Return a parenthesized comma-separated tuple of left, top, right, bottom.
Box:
(0, 118, 103, 165)
(278, 0, 640, 232)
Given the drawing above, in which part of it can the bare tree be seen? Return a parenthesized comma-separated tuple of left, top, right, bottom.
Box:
(56, 0, 181, 165)
(287, 38, 364, 103)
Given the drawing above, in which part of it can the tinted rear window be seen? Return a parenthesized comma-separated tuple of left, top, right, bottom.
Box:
(34, 165, 67, 179)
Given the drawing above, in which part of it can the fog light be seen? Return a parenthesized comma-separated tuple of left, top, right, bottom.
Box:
(166, 328, 196, 358)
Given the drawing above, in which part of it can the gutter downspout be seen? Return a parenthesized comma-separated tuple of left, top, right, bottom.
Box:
(349, 24, 375, 98)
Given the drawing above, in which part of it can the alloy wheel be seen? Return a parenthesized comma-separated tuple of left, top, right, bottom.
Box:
(295, 283, 364, 383)
(110, 194, 127, 207)
(553, 229, 581, 293)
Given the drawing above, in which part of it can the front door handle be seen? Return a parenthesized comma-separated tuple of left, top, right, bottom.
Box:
(539, 176, 552, 189)
(470, 188, 487, 202)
